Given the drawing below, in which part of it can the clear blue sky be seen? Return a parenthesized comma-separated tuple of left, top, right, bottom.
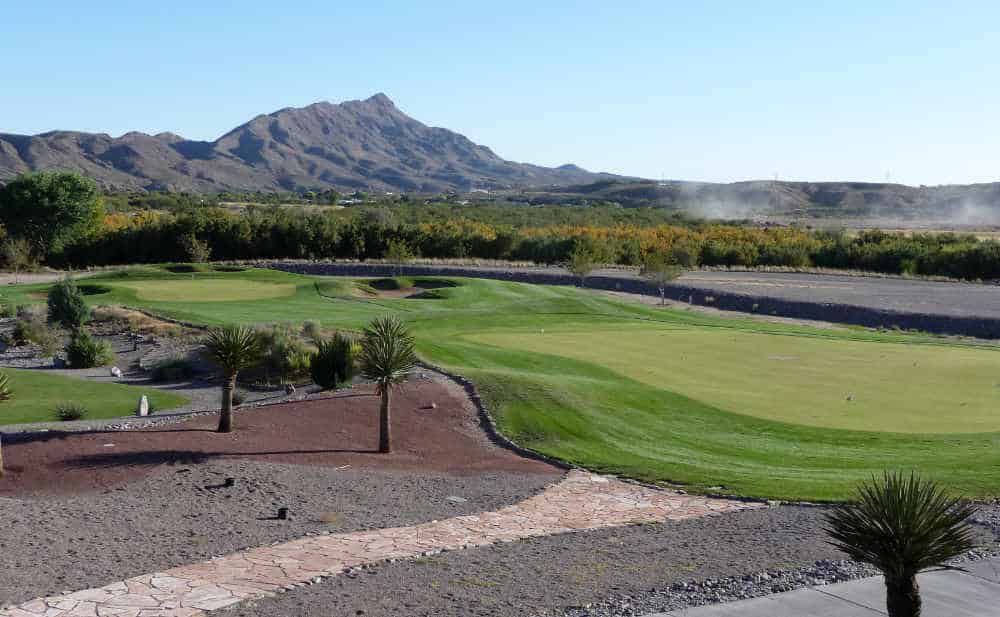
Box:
(3, 1, 998, 186)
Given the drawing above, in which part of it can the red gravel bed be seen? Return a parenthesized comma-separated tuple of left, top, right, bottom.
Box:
(0, 380, 558, 497)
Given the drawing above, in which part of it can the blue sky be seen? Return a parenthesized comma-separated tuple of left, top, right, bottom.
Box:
(2, 1, 998, 185)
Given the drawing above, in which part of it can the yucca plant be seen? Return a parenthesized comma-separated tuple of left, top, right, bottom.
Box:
(825, 471, 976, 617)
(311, 332, 356, 390)
(0, 371, 12, 402)
(0, 370, 8, 477)
(203, 325, 263, 433)
(359, 315, 417, 453)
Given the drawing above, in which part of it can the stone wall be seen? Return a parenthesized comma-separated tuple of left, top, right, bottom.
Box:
(267, 262, 1000, 339)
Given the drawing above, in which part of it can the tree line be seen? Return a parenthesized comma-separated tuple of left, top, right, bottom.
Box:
(4, 172, 1000, 280)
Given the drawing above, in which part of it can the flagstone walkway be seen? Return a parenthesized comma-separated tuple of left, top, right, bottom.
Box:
(1, 471, 760, 617)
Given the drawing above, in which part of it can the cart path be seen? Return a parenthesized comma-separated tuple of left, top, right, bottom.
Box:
(0, 470, 760, 617)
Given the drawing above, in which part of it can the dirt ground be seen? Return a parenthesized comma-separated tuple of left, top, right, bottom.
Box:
(0, 376, 557, 497)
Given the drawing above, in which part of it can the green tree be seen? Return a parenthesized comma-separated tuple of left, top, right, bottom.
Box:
(640, 250, 683, 305)
(384, 238, 415, 276)
(48, 277, 91, 330)
(0, 172, 103, 256)
(566, 237, 604, 287)
(359, 316, 417, 453)
(825, 472, 976, 617)
(179, 233, 211, 263)
(2, 237, 36, 283)
(203, 326, 263, 433)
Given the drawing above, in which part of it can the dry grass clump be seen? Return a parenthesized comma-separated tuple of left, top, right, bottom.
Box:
(91, 305, 184, 337)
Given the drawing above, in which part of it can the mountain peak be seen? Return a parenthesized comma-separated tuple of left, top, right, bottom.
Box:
(0, 98, 616, 193)
(365, 92, 395, 107)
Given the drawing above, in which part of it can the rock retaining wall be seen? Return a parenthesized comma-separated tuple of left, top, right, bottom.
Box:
(268, 262, 1000, 339)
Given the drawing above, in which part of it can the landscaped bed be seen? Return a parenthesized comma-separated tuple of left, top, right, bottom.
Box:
(0, 376, 560, 605)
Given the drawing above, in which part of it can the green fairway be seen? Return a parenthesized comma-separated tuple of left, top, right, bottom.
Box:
(469, 323, 1000, 433)
(3, 265, 998, 501)
(105, 278, 297, 302)
(0, 369, 188, 424)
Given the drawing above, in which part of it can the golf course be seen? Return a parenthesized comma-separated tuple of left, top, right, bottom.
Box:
(4, 265, 999, 501)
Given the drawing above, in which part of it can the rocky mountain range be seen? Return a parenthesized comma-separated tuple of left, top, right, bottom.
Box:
(0, 94, 617, 193)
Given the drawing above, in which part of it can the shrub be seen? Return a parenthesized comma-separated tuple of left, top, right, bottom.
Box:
(12, 311, 61, 356)
(65, 330, 114, 368)
(150, 356, 197, 382)
(310, 333, 356, 390)
(0, 371, 12, 401)
(301, 320, 323, 343)
(47, 277, 91, 330)
(54, 402, 88, 421)
(0, 304, 16, 318)
(257, 324, 313, 383)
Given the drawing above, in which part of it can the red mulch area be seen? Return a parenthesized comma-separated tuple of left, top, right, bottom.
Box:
(0, 381, 559, 497)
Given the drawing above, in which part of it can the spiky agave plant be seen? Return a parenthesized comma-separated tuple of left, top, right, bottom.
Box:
(825, 471, 976, 617)
(203, 325, 262, 433)
(359, 315, 417, 453)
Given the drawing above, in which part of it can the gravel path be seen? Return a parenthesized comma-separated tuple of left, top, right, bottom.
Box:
(0, 461, 558, 606)
(213, 504, 998, 617)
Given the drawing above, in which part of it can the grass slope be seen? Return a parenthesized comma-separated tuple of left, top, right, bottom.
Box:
(0, 369, 188, 425)
(2, 265, 998, 500)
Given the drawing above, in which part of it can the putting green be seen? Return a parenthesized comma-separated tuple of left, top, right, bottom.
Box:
(106, 279, 297, 302)
(469, 322, 1000, 434)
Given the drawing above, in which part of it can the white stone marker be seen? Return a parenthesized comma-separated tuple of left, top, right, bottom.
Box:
(137, 395, 149, 417)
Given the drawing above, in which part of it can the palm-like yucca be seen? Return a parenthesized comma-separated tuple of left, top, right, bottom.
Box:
(203, 325, 263, 433)
(0, 371, 9, 477)
(825, 472, 976, 617)
(360, 315, 417, 453)
(0, 371, 12, 402)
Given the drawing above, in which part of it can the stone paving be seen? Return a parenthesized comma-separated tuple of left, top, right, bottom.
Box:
(0, 471, 759, 617)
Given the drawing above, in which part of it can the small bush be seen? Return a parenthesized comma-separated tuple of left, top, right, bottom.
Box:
(16, 304, 44, 321)
(65, 330, 114, 368)
(151, 356, 197, 382)
(0, 371, 12, 401)
(257, 324, 313, 383)
(0, 304, 16, 318)
(311, 333, 355, 390)
(48, 277, 91, 330)
(12, 313, 61, 356)
(55, 402, 87, 421)
(301, 320, 323, 343)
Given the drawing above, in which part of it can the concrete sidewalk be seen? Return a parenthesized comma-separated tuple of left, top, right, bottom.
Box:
(651, 558, 1000, 616)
